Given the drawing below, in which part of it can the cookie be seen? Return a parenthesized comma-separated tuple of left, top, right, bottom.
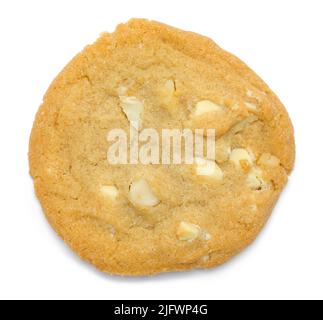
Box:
(29, 19, 295, 276)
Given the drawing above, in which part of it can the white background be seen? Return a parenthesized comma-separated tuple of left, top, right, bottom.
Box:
(0, 0, 322, 300)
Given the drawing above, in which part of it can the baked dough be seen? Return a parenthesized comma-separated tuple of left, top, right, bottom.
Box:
(29, 19, 295, 276)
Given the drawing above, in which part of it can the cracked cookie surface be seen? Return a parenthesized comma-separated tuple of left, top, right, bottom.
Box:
(29, 19, 295, 276)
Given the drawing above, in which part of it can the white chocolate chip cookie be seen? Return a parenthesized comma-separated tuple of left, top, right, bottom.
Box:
(29, 19, 295, 276)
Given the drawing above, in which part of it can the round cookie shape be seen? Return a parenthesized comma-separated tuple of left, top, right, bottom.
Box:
(29, 19, 295, 276)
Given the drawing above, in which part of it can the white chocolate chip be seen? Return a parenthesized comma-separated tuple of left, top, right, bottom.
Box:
(201, 231, 212, 241)
(230, 148, 253, 169)
(194, 100, 223, 116)
(129, 179, 160, 207)
(195, 157, 224, 181)
(100, 185, 119, 200)
(247, 89, 266, 100)
(258, 153, 280, 167)
(246, 168, 266, 190)
(164, 80, 176, 95)
(119, 96, 144, 128)
(250, 204, 258, 212)
(247, 90, 254, 98)
(160, 80, 176, 106)
(229, 115, 258, 135)
(200, 255, 210, 263)
(177, 222, 201, 241)
(107, 225, 117, 237)
(245, 102, 258, 111)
